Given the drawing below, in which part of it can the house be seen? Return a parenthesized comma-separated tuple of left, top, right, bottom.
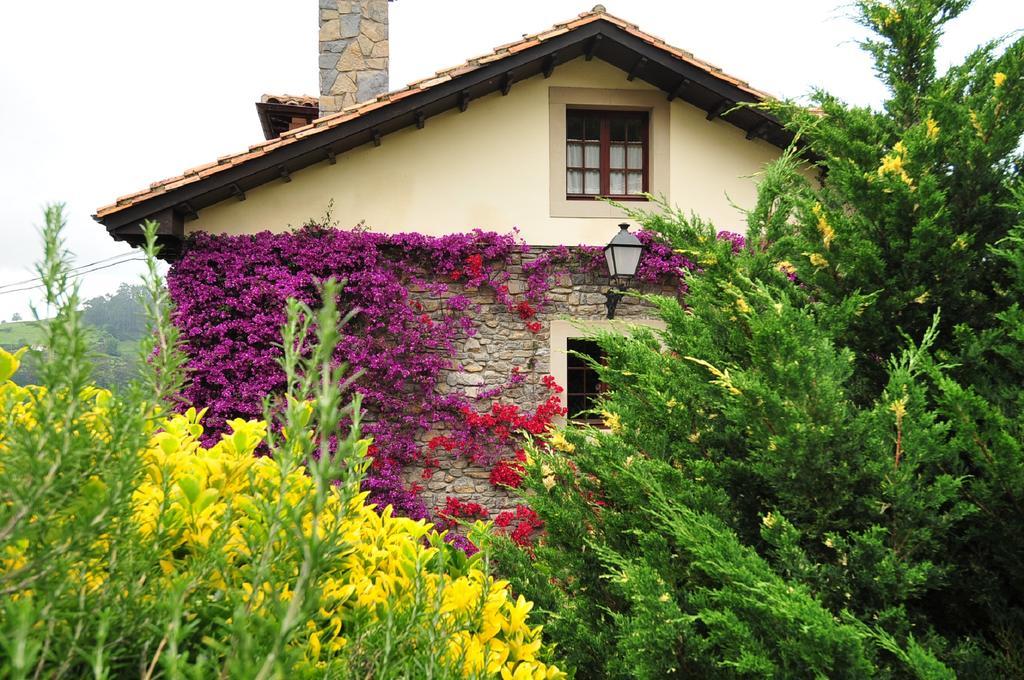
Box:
(93, 2, 799, 517)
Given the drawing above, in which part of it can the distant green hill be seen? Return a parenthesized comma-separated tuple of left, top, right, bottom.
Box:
(0, 320, 47, 347)
(0, 320, 142, 390)
(0, 284, 147, 389)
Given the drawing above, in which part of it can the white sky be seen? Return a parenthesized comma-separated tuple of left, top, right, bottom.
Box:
(0, 0, 1020, 320)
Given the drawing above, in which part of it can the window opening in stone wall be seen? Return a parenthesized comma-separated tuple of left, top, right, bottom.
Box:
(566, 338, 607, 422)
(566, 109, 649, 200)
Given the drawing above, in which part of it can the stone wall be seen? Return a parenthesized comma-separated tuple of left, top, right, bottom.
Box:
(400, 247, 677, 518)
(319, 0, 390, 116)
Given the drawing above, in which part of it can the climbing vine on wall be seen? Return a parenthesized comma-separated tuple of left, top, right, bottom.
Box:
(168, 224, 696, 528)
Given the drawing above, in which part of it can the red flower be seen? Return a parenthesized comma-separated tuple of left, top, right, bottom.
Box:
(490, 456, 525, 488)
(465, 254, 485, 278)
(526, 321, 542, 333)
(495, 504, 543, 547)
(516, 301, 537, 320)
(427, 435, 457, 452)
(435, 496, 490, 533)
(541, 375, 564, 394)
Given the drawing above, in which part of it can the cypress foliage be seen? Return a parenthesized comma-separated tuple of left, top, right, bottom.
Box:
(497, 1, 1024, 676)
(765, 0, 1023, 395)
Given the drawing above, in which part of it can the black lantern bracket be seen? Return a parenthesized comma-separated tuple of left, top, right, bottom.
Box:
(605, 286, 626, 319)
(602, 222, 646, 319)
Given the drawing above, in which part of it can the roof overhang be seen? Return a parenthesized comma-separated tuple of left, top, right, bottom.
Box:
(256, 99, 318, 140)
(95, 17, 796, 256)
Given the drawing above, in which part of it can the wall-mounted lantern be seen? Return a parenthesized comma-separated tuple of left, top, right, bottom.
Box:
(603, 222, 645, 319)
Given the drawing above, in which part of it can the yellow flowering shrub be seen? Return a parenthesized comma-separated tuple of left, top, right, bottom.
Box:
(0, 348, 564, 678)
(877, 140, 914, 187)
(151, 410, 563, 677)
(806, 252, 830, 269)
(811, 202, 835, 249)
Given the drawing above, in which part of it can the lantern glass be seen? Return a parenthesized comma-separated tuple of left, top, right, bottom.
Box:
(603, 223, 644, 280)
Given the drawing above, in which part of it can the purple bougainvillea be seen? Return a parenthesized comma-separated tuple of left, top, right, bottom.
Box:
(635, 230, 696, 289)
(167, 224, 695, 520)
(716, 230, 747, 254)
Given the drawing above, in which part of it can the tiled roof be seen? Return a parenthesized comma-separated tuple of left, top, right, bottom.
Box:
(259, 94, 318, 107)
(95, 6, 778, 220)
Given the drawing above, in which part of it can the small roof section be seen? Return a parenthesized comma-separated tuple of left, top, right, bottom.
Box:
(261, 94, 318, 107)
(95, 6, 794, 255)
(256, 94, 318, 141)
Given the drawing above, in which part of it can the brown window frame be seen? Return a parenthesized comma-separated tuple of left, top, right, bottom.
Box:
(565, 109, 650, 201)
(566, 338, 608, 423)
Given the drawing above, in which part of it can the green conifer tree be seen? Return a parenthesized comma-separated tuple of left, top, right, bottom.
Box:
(765, 0, 1023, 394)
(497, 2, 1024, 676)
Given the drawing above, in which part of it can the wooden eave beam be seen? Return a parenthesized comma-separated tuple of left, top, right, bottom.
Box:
(543, 51, 558, 78)
(107, 206, 183, 239)
(415, 111, 426, 129)
(177, 201, 198, 220)
(746, 120, 771, 140)
(626, 56, 648, 82)
(372, 129, 382, 146)
(229, 183, 246, 201)
(667, 77, 690, 102)
(585, 34, 603, 61)
(458, 91, 470, 112)
(706, 99, 733, 121)
(501, 71, 514, 96)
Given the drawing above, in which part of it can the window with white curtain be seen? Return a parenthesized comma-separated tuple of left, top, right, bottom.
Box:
(566, 109, 649, 200)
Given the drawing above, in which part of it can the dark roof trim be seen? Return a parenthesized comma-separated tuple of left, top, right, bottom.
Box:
(256, 100, 318, 141)
(97, 19, 792, 251)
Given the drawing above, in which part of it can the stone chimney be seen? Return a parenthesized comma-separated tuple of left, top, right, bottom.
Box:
(319, 0, 390, 117)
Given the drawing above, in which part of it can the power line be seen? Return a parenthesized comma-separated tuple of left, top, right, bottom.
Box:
(0, 258, 147, 297)
(0, 253, 142, 290)
(0, 253, 144, 291)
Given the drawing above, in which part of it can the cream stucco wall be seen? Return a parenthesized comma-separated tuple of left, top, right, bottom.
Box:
(191, 58, 789, 245)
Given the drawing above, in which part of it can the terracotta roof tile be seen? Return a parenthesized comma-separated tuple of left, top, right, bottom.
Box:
(388, 88, 418, 103)
(493, 37, 529, 52)
(507, 38, 542, 54)
(95, 6, 781, 220)
(292, 126, 325, 140)
(198, 165, 227, 179)
(260, 93, 318, 107)
(162, 178, 193, 192)
(442, 63, 478, 79)
(187, 160, 219, 175)
(351, 98, 391, 116)
(565, 15, 601, 29)
(123, 186, 152, 199)
(536, 26, 572, 42)
(415, 75, 452, 90)
(476, 51, 509, 65)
